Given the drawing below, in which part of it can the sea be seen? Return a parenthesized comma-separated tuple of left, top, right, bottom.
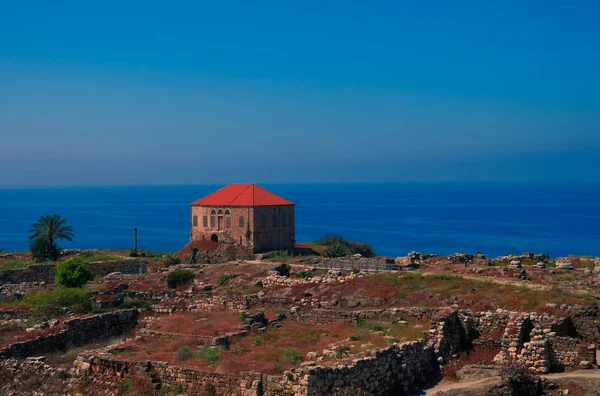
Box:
(1, 183, 600, 258)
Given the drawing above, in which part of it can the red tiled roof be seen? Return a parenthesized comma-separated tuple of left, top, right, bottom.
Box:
(190, 184, 294, 207)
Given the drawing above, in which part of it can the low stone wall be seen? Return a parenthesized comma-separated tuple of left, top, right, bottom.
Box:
(137, 329, 247, 348)
(0, 261, 146, 284)
(72, 352, 267, 396)
(295, 307, 438, 327)
(72, 340, 435, 396)
(493, 312, 597, 373)
(0, 264, 56, 284)
(89, 261, 147, 276)
(570, 306, 600, 343)
(299, 341, 434, 395)
(0, 309, 30, 320)
(0, 309, 139, 359)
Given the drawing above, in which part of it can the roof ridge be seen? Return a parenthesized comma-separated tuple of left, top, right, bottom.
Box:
(229, 184, 253, 205)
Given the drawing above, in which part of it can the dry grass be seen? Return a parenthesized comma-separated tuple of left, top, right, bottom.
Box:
(145, 311, 241, 336)
(118, 316, 430, 375)
(442, 346, 500, 381)
(291, 271, 597, 313)
(0, 325, 62, 348)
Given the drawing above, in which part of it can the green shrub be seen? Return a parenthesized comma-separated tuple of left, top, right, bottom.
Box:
(240, 311, 247, 322)
(30, 238, 60, 262)
(335, 344, 351, 358)
(283, 347, 301, 362)
(167, 270, 195, 289)
(56, 258, 93, 288)
(367, 322, 385, 332)
(295, 270, 313, 279)
(205, 382, 216, 396)
(176, 345, 193, 361)
(219, 273, 238, 286)
(347, 241, 375, 257)
(197, 347, 221, 364)
(80, 375, 91, 387)
(316, 234, 376, 258)
(26, 288, 92, 319)
(120, 378, 133, 392)
(253, 336, 264, 346)
(324, 242, 348, 258)
(232, 345, 245, 355)
(163, 254, 181, 267)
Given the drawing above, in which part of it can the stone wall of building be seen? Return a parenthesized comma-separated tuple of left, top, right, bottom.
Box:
(0, 309, 139, 359)
(252, 205, 295, 252)
(569, 306, 600, 343)
(191, 206, 255, 247)
(190, 204, 295, 252)
(493, 312, 597, 373)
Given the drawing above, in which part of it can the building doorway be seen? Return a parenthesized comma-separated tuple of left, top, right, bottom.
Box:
(211, 234, 219, 243)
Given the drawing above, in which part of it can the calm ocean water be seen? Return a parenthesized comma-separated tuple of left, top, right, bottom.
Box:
(1, 183, 599, 258)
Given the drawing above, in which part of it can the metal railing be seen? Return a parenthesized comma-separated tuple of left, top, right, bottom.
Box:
(314, 259, 419, 273)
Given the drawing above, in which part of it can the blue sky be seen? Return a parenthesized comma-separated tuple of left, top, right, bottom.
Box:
(1, 1, 599, 186)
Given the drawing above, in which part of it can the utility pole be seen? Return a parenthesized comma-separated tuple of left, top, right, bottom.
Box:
(133, 227, 138, 254)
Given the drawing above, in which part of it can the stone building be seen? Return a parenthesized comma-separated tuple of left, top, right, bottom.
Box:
(190, 184, 295, 252)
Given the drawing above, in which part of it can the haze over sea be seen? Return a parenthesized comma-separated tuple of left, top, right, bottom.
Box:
(1, 182, 599, 258)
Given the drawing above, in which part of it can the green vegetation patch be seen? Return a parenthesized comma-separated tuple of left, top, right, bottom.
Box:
(167, 270, 196, 289)
(26, 288, 92, 319)
(314, 235, 375, 258)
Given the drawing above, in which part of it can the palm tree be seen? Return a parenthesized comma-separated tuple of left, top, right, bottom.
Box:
(29, 214, 74, 247)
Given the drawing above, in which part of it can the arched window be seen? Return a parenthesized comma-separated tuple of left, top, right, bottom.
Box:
(272, 215, 278, 227)
(211, 209, 216, 215)
(261, 215, 266, 228)
(281, 215, 286, 227)
(218, 209, 223, 215)
(224, 210, 230, 215)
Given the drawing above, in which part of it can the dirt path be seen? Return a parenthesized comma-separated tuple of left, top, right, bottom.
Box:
(421, 370, 600, 395)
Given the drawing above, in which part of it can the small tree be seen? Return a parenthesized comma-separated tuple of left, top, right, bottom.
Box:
(56, 258, 93, 288)
(29, 214, 74, 261)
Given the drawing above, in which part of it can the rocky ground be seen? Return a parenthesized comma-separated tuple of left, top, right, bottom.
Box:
(1, 247, 600, 395)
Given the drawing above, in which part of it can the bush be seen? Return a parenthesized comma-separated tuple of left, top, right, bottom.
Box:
(176, 345, 193, 362)
(316, 234, 376, 258)
(295, 270, 313, 279)
(499, 360, 539, 394)
(30, 238, 60, 262)
(27, 288, 92, 319)
(167, 270, 195, 289)
(335, 344, 351, 359)
(56, 258, 93, 288)
(283, 347, 301, 363)
(253, 336, 264, 346)
(205, 382, 216, 396)
(324, 243, 348, 258)
(197, 347, 221, 364)
(240, 311, 247, 322)
(219, 273, 238, 286)
(163, 254, 181, 267)
(120, 378, 133, 392)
